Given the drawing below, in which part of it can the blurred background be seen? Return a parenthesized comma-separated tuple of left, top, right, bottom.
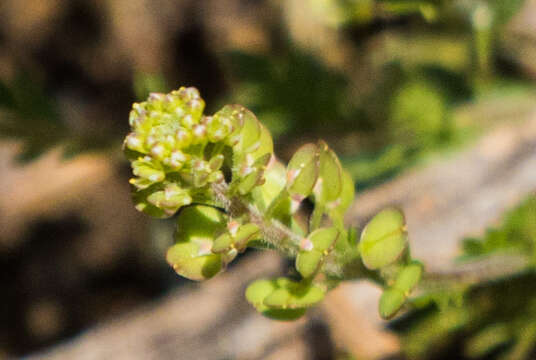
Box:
(1, 0, 536, 359)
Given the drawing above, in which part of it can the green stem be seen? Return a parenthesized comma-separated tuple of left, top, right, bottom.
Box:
(211, 182, 302, 255)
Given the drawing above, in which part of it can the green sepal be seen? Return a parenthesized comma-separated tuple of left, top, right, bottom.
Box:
(358, 208, 408, 270)
(379, 288, 406, 319)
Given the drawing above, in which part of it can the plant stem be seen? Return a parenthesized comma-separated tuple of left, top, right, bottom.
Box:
(211, 181, 302, 255)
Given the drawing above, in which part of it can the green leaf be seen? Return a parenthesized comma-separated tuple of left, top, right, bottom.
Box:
(296, 250, 323, 278)
(329, 169, 355, 223)
(211, 233, 234, 254)
(235, 107, 262, 153)
(174, 205, 227, 244)
(246, 279, 278, 312)
(249, 123, 274, 160)
(379, 288, 406, 319)
(394, 261, 423, 293)
(234, 223, 261, 249)
(235, 153, 271, 195)
(166, 242, 222, 281)
(314, 141, 343, 205)
(245, 278, 325, 313)
(309, 227, 339, 252)
(287, 143, 318, 199)
(359, 208, 408, 270)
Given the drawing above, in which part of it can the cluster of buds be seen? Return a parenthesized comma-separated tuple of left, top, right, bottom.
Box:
(124, 87, 273, 218)
(124, 87, 422, 321)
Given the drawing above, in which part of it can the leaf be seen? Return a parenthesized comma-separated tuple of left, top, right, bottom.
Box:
(245, 277, 325, 314)
(309, 227, 339, 252)
(174, 205, 227, 244)
(394, 261, 423, 293)
(166, 242, 222, 281)
(379, 288, 406, 319)
(314, 141, 343, 205)
(235, 107, 262, 153)
(296, 250, 323, 278)
(359, 208, 408, 270)
(329, 169, 355, 222)
(296, 227, 339, 278)
(287, 143, 318, 198)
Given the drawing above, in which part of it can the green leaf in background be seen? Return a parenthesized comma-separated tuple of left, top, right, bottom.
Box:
(359, 208, 408, 270)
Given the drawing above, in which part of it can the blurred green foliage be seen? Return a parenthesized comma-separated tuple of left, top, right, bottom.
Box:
(0, 72, 65, 161)
(393, 196, 536, 359)
(226, 48, 353, 139)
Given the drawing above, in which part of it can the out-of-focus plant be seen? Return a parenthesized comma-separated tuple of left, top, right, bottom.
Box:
(0, 72, 66, 161)
(123, 86, 423, 320)
(393, 196, 536, 360)
(226, 48, 353, 139)
(0, 71, 114, 161)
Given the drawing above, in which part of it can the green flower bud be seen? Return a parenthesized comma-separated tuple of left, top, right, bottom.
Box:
(175, 128, 192, 148)
(131, 157, 165, 189)
(205, 115, 232, 142)
(359, 208, 408, 270)
(125, 132, 146, 153)
(146, 183, 192, 216)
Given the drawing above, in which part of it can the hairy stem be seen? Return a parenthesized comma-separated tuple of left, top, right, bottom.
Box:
(211, 181, 302, 255)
